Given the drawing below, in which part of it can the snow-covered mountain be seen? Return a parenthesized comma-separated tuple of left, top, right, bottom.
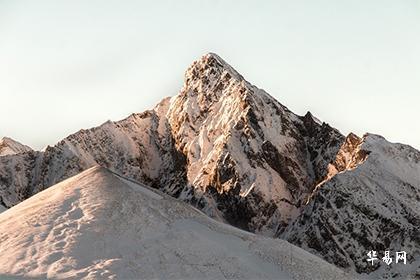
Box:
(166, 54, 345, 233)
(0, 137, 32, 156)
(0, 53, 418, 278)
(0, 166, 351, 279)
(0, 54, 344, 233)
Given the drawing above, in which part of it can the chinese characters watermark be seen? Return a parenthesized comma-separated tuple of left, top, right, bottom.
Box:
(367, 250, 407, 265)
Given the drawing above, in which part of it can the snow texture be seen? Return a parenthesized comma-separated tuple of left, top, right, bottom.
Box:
(0, 166, 350, 280)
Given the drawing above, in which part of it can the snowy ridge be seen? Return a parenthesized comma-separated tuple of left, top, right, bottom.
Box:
(0, 166, 350, 279)
(0, 97, 181, 208)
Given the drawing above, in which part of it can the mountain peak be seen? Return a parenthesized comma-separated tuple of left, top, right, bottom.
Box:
(200, 52, 230, 68)
(184, 53, 244, 88)
(345, 132, 361, 144)
(0, 136, 14, 143)
(0, 137, 32, 156)
(203, 52, 224, 61)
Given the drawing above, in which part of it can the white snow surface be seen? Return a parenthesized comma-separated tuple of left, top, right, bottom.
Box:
(0, 166, 350, 280)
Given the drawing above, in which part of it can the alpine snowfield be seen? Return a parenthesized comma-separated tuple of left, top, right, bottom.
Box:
(0, 166, 350, 279)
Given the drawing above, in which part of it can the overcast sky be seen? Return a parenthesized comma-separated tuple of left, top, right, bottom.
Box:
(0, 0, 419, 150)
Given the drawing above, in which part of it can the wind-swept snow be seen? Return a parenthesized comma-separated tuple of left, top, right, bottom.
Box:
(0, 166, 350, 279)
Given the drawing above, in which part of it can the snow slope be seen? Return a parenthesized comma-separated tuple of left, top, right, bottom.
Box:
(0, 166, 350, 280)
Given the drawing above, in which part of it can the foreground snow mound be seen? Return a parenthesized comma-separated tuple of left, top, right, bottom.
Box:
(0, 166, 349, 279)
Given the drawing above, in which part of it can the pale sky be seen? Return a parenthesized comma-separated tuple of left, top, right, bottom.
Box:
(0, 0, 419, 150)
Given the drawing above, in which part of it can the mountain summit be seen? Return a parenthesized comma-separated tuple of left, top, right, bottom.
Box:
(167, 52, 344, 232)
(0, 53, 419, 278)
(0, 137, 32, 156)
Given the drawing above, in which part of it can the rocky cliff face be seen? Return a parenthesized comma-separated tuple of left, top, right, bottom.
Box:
(0, 53, 419, 277)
